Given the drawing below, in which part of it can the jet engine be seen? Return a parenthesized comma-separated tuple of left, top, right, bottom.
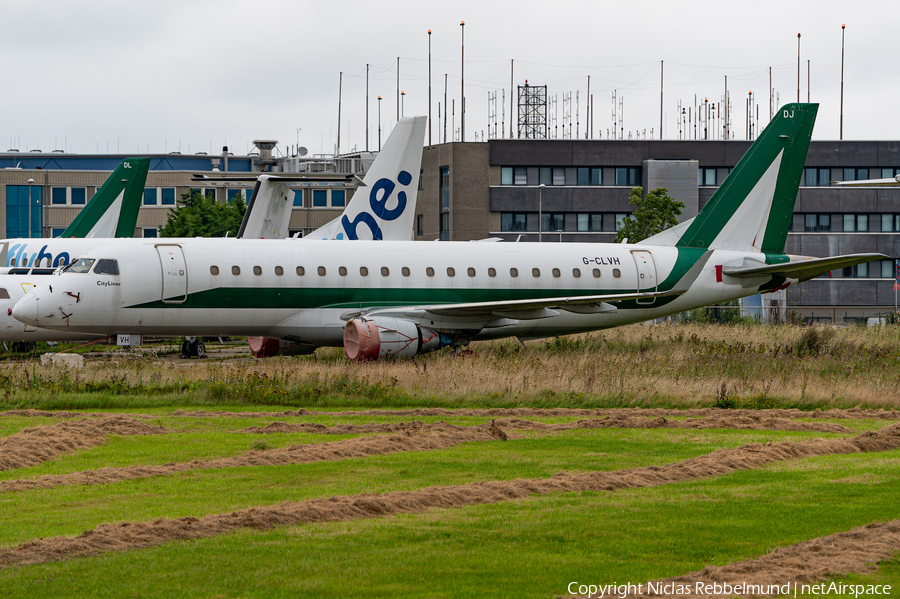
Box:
(343, 316, 452, 361)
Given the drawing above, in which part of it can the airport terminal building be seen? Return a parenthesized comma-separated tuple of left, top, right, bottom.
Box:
(2, 137, 898, 322)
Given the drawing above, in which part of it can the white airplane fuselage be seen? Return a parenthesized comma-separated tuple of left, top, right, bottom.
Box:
(12, 238, 768, 345)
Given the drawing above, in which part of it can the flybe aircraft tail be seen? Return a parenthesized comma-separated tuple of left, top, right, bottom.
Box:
(62, 157, 150, 238)
(309, 116, 427, 240)
(645, 104, 817, 254)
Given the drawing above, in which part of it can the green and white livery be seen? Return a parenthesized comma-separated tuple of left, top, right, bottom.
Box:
(12, 105, 886, 360)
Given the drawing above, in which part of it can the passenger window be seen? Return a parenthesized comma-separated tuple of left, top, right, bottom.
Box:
(0, 288, 8, 300)
(94, 259, 119, 276)
(488, 268, 496, 277)
(613, 269, 621, 278)
(552, 268, 560, 278)
(447, 267, 455, 277)
(381, 267, 389, 276)
(275, 266, 283, 276)
(339, 266, 347, 276)
(296, 266, 305, 276)
(9, 259, 15, 267)
(253, 266, 262, 276)
(532, 268, 540, 278)
(467, 267, 476, 277)
(360, 266, 369, 276)
(572, 268, 581, 278)
(510, 268, 518, 278)
(65, 258, 95, 274)
(232, 266, 240, 275)
(317, 266, 326, 276)
(592, 269, 601, 278)
(426, 267, 435, 277)
(402, 267, 410, 276)
(210, 266, 219, 275)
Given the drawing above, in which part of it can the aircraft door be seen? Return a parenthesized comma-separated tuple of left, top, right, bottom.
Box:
(155, 244, 188, 303)
(631, 250, 657, 305)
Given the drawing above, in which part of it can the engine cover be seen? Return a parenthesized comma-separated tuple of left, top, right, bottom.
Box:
(343, 316, 450, 361)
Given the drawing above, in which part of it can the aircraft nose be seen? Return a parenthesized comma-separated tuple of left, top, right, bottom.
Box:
(12, 293, 39, 326)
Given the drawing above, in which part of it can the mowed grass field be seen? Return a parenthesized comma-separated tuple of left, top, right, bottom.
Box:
(0, 323, 899, 598)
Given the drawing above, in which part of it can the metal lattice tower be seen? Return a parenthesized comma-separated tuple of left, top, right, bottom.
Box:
(517, 82, 547, 139)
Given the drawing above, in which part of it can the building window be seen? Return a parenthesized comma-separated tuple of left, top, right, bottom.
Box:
(513, 167, 527, 185)
(843, 168, 870, 181)
(501, 213, 527, 232)
(615, 167, 640, 186)
(440, 213, 450, 239)
(332, 190, 346, 207)
(416, 214, 424, 236)
(143, 189, 158, 205)
(698, 168, 716, 186)
(882, 214, 900, 232)
(552, 167, 565, 186)
(615, 213, 628, 231)
(5, 185, 41, 238)
(881, 168, 899, 179)
(843, 263, 869, 278)
(501, 167, 513, 185)
(52, 188, 67, 205)
(541, 213, 565, 232)
(313, 190, 327, 207)
(843, 214, 869, 232)
(142, 228, 158, 238)
(418, 169, 424, 190)
(292, 190, 303, 206)
(805, 168, 831, 186)
(539, 167, 552, 185)
(440, 166, 449, 211)
(577, 213, 602, 232)
(804, 214, 831, 232)
(51, 228, 66, 237)
(880, 260, 896, 278)
(161, 188, 176, 205)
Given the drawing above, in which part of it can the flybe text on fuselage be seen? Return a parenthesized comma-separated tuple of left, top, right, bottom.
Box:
(5, 243, 70, 268)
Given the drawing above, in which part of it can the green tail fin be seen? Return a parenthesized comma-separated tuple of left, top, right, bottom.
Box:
(62, 157, 150, 238)
(675, 103, 818, 253)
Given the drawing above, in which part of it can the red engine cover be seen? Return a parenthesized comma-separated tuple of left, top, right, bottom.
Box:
(248, 336, 280, 358)
(343, 318, 381, 361)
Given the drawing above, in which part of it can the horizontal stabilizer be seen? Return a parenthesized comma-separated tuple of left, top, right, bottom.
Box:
(722, 253, 887, 283)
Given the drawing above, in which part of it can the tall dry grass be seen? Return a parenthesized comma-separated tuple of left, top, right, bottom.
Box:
(2, 323, 899, 409)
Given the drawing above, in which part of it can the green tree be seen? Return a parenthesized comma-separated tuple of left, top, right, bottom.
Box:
(613, 187, 685, 243)
(160, 190, 246, 237)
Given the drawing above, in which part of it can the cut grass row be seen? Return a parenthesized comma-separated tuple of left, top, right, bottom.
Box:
(0, 427, 856, 549)
(1, 447, 898, 598)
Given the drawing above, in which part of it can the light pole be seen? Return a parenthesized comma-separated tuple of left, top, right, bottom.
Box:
(27, 178, 34, 238)
(377, 96, 382, 151)
(538, 183, 545, 243)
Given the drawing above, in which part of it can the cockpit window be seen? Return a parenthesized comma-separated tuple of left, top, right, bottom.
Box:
(64, 258, 95, 274)
(93, 259, 119, 276)
(0, 288, 8, 300)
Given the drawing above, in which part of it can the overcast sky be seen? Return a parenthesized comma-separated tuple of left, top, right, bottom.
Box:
(2, 0, 897, 157)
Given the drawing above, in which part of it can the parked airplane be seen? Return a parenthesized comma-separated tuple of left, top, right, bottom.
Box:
(1, 117, 426, 355)
(0, 157, 150, 351)
(13, 105, 886, 361)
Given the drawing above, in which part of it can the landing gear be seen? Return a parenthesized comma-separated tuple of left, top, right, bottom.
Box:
(179, 337, 206, 359)
(11, 341, 36, 353)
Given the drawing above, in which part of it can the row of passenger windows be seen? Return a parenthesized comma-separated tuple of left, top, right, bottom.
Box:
(209, 265, 623, 279)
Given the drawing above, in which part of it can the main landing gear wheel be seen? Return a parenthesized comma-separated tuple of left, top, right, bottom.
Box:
(179, 338, 207, 359)
(12, 341, 36, 353)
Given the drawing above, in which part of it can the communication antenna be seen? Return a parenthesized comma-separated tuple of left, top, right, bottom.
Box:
(575, 90, 580, 139)
(562, 92, 572, 139)
(611, 90, 617, 140)
(618, 94, 624, 140)
(517, 80, 547, 139)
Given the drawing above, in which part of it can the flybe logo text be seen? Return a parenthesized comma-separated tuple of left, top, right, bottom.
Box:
(340, 171, 413, 240)
(5, 244, 70, 268)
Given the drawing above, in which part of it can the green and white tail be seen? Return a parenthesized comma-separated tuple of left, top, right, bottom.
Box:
(62, 157, 150, 238)
(645, 103, 817, 254)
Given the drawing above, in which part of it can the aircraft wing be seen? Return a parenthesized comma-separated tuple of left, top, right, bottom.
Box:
(831, 175, 900, 187)
(722, 253, 887, 283)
